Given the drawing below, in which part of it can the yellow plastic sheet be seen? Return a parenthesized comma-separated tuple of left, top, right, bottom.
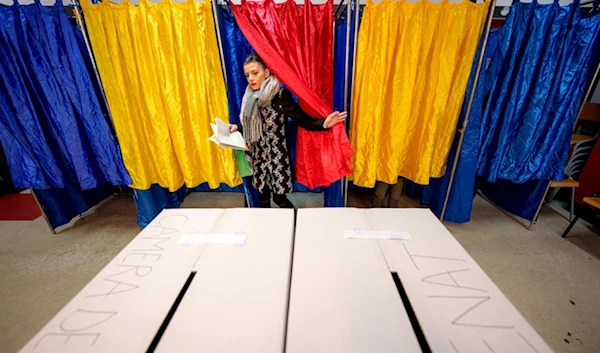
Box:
(82, 0, 240, 191)
(350, 0, 489, 186)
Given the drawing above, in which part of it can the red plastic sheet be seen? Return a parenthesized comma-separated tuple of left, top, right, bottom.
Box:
(230, 0, 352, 189)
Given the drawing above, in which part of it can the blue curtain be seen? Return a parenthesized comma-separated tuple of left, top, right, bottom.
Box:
(479, 1, 600, 221)
(330, 5, 362, 199)
(0, 2, 131, 229)
(217, 6, 267, 208)
(479, 179, 549, 221)
(333, 4, 362, 115)
(335, 4, 364, 194)
(477, 1, 600, 183)
(35, 9, 121, 231)
(135, 184, 187, 227)
(0, 1, 130, 190)
(218, 5, 344, 207)
(135, 181, 244, 227)
(34, 182, 118, 229)
(68, 13, 111, 128)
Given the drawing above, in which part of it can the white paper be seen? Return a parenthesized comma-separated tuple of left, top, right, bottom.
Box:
(208, 118, 248, 151)
(344, 229, 412, 241)
(180, 232, 247, 246)
(208, 133, 219, 144)
(222, 131, 248, 150)
(216, 117, 231, 141)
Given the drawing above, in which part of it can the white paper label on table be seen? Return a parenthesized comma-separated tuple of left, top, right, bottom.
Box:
(344, 229, 412, 240)
(180, 232, 247, 246)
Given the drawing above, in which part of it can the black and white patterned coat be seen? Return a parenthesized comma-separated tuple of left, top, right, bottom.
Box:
(237, 89, 328, 195)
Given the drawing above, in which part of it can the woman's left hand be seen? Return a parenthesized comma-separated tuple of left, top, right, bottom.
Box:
(324, 111, 348, 129)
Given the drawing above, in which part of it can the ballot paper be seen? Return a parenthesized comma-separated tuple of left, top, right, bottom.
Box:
(344, 229, 412, 240)
(209, 117, 248, 151)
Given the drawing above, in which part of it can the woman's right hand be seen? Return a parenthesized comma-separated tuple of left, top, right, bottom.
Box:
(324, 111, 347, 129)
(229, 124, 238, 133)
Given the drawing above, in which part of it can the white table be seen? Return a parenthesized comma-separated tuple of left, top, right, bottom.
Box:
(19, 208, 294, 353)
(287, 208, 554, 353)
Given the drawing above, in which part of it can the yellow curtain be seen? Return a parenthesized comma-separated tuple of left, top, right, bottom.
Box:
(350, 0, 489, 187)
(82, 0, 240, 191)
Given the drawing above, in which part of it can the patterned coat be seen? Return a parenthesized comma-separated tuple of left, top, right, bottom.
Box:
(238, 89, 327, 195)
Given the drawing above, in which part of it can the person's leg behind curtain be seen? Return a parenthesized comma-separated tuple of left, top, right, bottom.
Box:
(373, 181, 389, 207)
(389, 178, 405, 208)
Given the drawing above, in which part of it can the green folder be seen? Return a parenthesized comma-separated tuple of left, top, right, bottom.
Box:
(235, 149, 253, 177)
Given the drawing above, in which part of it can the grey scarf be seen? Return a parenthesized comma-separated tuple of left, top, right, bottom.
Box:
(240, 75, 281, 143)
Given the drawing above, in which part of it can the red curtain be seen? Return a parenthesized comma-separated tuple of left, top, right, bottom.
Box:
(230, 0, 352, 189)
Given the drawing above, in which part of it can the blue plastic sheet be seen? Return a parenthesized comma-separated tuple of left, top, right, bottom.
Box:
(0, 1, 131, 190)
(477, 1, 600, 183)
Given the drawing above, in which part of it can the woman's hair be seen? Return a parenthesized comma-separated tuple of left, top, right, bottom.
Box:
(244, 53, 267, 69)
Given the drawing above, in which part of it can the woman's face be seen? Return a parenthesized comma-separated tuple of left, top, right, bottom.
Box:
(244, 62, 270, 91)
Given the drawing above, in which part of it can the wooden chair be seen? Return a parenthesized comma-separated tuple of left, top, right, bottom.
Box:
(571, 133, 593, 145)
(571, 103, 600, 145)
(561, 193, 600, 238)
(554, 103, 600, 235)
(530, 136, 597, 229)
(549, 178, 580, 221)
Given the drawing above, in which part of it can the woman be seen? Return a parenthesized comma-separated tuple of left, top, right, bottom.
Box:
(230, 54, 347, 208)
